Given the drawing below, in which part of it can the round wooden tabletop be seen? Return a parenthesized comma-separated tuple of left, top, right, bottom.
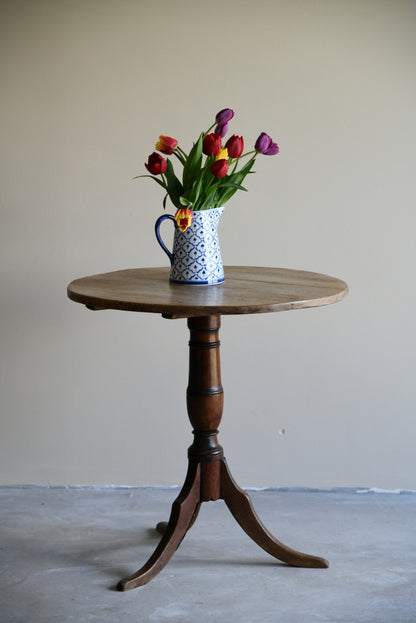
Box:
(67, 266, 348, 317)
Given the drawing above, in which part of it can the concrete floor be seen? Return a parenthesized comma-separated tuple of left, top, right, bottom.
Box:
(0, 487, 415, 622)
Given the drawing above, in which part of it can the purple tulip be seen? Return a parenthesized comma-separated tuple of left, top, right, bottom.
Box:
(255, 132, 280, 155)
(216, 108, 234, 124)
(214, 122, 228, 137)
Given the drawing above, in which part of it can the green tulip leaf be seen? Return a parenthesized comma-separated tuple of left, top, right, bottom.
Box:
(216, 159, 255, 204)
(134, 174, 167, 190)
(220, 182, 248, 192)
(182, 133, 203, 191)
(179, 195, 192, 206)
(165, 159, 184, 209)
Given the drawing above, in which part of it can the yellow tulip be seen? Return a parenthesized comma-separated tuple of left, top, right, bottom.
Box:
(216, 147, 228, 161)
(175, 208, 193, 232)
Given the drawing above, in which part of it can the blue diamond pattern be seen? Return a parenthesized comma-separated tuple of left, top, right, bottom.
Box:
(170, 207, 224, 285)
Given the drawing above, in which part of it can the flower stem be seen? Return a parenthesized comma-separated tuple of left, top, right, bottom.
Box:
(176, 146, 188, 159)
(205, 122, 216, 135)
(173, 151, 186, 165)
(239, 150, 257, 159)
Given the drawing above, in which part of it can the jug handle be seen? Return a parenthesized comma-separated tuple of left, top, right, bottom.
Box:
(155, 214, 175, 265)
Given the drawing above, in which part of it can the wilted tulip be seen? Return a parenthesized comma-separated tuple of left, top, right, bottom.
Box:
(145, 152, 167, 175)
(174, 208, 193, 232)
(203, 133, 222, 156)
(210, 159, 229, 178)
(225, 135, 244, 158)
(254, 132, 279, 155)
(155, 135, 178, 155)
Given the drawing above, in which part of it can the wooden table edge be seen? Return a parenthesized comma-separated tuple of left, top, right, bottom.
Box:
(67, 266, 348, 317)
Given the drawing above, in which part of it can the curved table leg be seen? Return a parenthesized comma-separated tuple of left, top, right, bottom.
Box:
(156, 502, 201, 536)
(220, 459, 329, 569)
(117, 463, 201, 590)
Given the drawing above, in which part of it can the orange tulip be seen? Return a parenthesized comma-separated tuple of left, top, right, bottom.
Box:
(155, 135, 178, 155)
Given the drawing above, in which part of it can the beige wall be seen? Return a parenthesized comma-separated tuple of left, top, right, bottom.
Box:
(1, 0, 415, 488)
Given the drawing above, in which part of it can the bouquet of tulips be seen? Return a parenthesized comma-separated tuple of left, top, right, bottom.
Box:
(138, 108, 279, 232)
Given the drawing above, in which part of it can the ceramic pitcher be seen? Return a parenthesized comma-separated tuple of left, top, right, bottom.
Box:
(155, 207, 225, 285)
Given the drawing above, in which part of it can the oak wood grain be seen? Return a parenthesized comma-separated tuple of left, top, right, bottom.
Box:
(67, 266, 348, 317)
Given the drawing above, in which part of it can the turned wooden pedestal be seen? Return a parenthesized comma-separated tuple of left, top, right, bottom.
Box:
(67, 266, 348, 590)
(116, 315, 328, 590)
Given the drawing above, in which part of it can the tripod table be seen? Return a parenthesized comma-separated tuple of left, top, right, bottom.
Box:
(67, 266, 348, 590)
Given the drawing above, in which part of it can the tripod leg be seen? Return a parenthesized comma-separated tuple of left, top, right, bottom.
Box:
(156, 502, 201, 535)
(220, 459, 328, 569)
(117, 463, 201, 590)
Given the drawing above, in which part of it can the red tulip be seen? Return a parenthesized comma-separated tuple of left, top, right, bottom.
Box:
(225, 135, 244, 158)
(210, 159, 229, 178)
(203, 133, 222, 156)
(145, 152, 167, 175)
(155, 135, 178, 155)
